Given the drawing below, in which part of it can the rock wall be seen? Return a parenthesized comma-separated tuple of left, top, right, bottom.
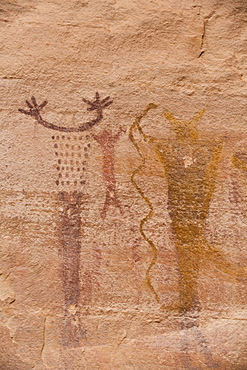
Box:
(0, 0, 247, 369)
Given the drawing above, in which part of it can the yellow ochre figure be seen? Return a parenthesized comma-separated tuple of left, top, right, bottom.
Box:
(130, 104, 247, 314)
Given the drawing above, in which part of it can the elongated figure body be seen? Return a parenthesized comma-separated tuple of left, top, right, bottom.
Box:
(93, 129, 124, 218)
(19, 93, 112, 346)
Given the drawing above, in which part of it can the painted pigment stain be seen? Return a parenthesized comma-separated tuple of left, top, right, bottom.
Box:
(130, 105, 247, 313)
(129, 104, 160, 302)
(232, 152, 247, 172)
(80, 243, 102, 306)
(19, 93, 113, 346)
(92, 129, 124, 218)
(18, 93, 112, 132)
(58, 191, 84, 347)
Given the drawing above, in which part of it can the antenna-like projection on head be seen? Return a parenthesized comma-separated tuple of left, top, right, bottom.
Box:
(164, 109, 205, 141)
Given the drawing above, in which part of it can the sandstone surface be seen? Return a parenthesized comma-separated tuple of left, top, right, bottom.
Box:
(0, 0, 247, 369)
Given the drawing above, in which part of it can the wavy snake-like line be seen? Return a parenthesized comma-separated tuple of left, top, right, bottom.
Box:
(129, 103, 160, 302)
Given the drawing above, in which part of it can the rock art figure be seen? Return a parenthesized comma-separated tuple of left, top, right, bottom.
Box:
(92, 128, 125, 218)
(19, 92, 121, 346)
(58, 190, 83, 346)
(130, 104, 247, 314)
(19, 93, 112, 132)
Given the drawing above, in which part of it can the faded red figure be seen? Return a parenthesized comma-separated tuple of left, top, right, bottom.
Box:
(93, 128, 125, 218)
(19, 92, 123, 347)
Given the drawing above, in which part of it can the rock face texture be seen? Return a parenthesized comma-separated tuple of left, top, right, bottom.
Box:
(0, 0, 247, 369)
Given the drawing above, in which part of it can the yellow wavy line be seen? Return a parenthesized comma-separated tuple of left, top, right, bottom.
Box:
(129, 103, 160, 302)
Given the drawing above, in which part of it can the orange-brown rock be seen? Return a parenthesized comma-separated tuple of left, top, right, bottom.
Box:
(0, 0, 246, 368)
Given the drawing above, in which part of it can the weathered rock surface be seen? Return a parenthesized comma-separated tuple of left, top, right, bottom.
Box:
(0, 0, 247, 369)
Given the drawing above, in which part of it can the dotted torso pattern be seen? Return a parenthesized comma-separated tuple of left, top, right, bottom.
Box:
(52, 134, 92, 191)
